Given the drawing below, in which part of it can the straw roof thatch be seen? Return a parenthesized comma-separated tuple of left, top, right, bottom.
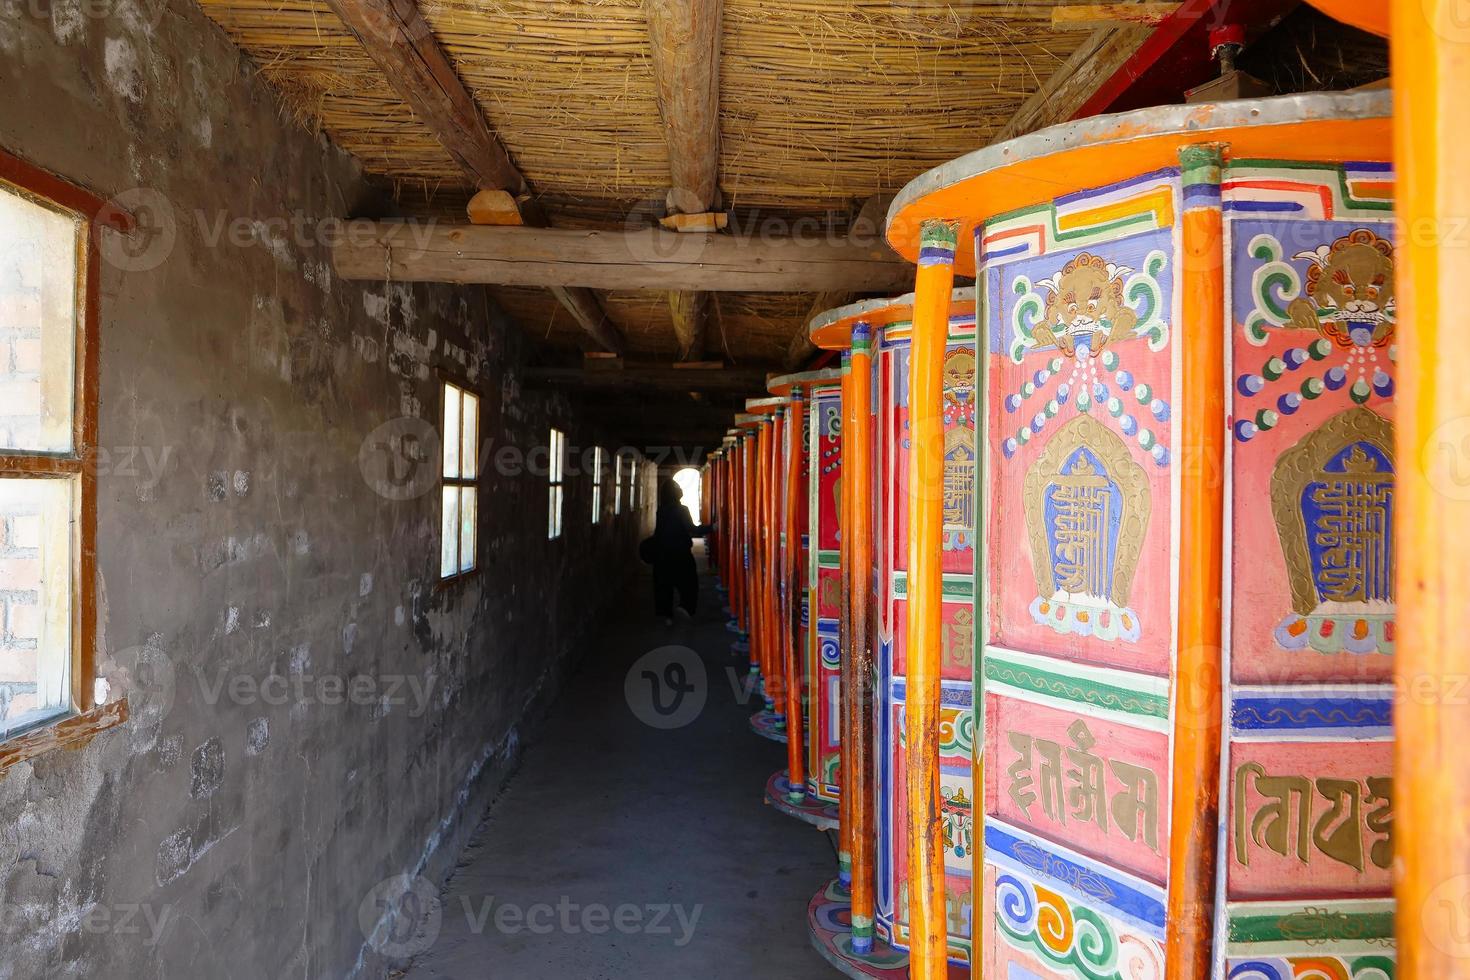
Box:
(194, 0, 1093, 363)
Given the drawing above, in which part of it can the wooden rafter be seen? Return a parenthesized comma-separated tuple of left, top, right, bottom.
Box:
(994, 25, 1154, 142)
(323, 0, 625, 354)
(332, 223, 913, 293)
(643, 0, 724, 362)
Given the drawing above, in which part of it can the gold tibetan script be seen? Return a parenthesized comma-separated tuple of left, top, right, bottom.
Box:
(1234, 763, 1393, 872)
(1271, 407, 1395, 614)
(1023, 415, 1150, 605)
(1005, 719, 1160, 851)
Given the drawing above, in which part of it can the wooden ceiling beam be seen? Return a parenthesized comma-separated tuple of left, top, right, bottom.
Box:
(323, 0, 624, 355)
(332, 223, 914, 292)
(523, 362, 768, 394)
(993, 25, 1153, 141)
(644, 0, 722, 216)
(643, 0, 724, 362)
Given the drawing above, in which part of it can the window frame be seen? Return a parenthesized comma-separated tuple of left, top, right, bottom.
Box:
(591, 445, 604, 524)
(0, 148, 130, 762)
(437, 374, 480, 584)
(547, 427, 565, 540)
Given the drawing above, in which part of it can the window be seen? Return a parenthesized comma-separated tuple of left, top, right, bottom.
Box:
(440, 381, 479, 578)
(613, 454, 624, 515)
(0, 156, 100, 744)
(547, 427, 565, 539)
(591, 446, 604, 524)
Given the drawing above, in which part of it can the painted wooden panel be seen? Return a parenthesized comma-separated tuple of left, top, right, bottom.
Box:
(808, 380, 843, 801)
(874, 315, 979, 966)
(985, 203, 1176, 675)
(1218, 160, 1398, 978)
(978, 171, 1181, 980)
(982, 851, 1167, 980)
(986, 691, 1170, 885)
(1228, 172, 1397, 684)
(887, 679, 975, 962)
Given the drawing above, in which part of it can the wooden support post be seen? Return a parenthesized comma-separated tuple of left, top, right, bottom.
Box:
(1165, 143, 1226, 980)
(669, 289, 710, 363)
(905, 220, 957, 979)
(846, 321, 877, 951)
(1393, 3, 1470, 975)
(743, 433, 757, 643)
(765, 412, 785, 715)
(321, 0, 624, 354)
(783, 395, 807, 801)
(754, 421, 771, 699)
(837, 351, 856, 887)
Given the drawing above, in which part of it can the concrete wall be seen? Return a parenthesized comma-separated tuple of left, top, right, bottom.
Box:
(0, 1, 653, 976)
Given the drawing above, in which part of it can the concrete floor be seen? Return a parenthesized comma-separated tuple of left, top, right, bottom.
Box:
(403, 551, 836, 979)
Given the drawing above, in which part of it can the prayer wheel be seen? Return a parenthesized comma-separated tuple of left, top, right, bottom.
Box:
(762, 368, 845, 830)
(805, 290, 976, 978)
(883, 90, 1397, 979)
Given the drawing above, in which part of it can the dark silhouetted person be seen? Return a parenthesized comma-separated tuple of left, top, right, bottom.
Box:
(650, 478, 708, 624)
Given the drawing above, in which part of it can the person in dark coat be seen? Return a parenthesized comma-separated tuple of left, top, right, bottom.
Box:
(650, 478, 709, 623)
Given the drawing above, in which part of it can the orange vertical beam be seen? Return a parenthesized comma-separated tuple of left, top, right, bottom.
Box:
(756, 419, 773, 704)
(906, 220, 957, 979)
(784, 394, 808, 799)
(838, 352, 857, 887)
(1165, 143, 1226, 980)
(733, 441, 746, 631)
(1393, 3, 1470, 975)
(847, 322, 877, 952)
(744, 432, 757, 644)
(771, 410, 788, 715)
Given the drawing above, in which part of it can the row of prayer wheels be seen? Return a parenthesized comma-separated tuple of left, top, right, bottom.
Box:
(699, 25, 1466, 970)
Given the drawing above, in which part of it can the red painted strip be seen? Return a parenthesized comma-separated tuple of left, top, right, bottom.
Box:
(1221, 179, 1335, 218)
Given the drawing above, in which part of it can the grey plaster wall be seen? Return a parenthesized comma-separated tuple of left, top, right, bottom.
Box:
(0, 1, 652, 975)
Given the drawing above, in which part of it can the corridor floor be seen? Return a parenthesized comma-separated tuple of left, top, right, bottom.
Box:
(402, 549, 835, 979)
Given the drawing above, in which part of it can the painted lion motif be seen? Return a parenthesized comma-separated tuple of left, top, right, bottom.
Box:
(1286, 229, 1395, 348)
(1035, 252, 1138, 357)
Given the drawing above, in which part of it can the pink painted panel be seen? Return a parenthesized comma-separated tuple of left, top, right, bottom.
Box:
(892, 599, 978, 683)
(985, 692, 1170, 885)
(1228, 217, 1397, 684)
(1226, 739, 1393, 900)
(985, 228, 1176, 677)
(889, 699, 975, 962)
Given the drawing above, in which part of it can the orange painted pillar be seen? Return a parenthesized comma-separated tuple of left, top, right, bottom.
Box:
(744, 431, 758, 644)
(1392, 3, 1470, 974)
(846, 321, 877, 951)
(1165, 143, 1226, 980)
(770, 409, 788, 716)
(734, 439, 748, 632)
(906, 219, 957, 979)
(756, 418, 774, 704)
(762, 414, 783, 712)
(837, 352, 857, 886)
(784, 393, 808, 800)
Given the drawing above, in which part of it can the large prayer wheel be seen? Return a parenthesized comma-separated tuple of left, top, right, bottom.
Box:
(806, 290, 976, 977)
(885, 90, 1397, 979)
(769, 368, 845, 806)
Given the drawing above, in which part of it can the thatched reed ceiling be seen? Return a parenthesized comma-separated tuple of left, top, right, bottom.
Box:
(193, 0, 1095, 364)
